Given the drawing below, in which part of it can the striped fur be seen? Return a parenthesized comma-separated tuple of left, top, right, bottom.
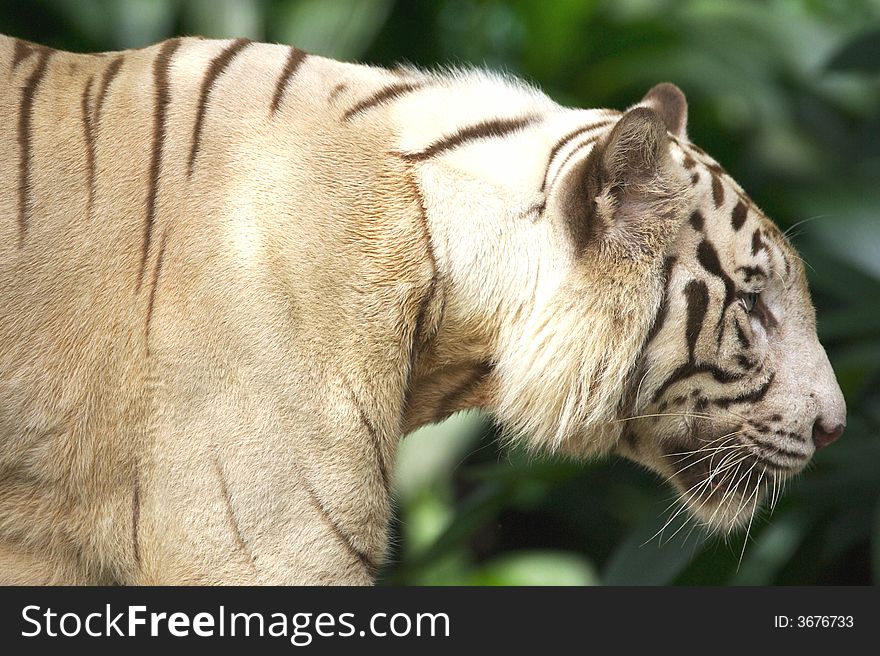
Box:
(0, 35, 844, 584)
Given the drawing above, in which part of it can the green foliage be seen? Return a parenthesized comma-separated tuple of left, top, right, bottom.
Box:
(3, 0, 877, 585)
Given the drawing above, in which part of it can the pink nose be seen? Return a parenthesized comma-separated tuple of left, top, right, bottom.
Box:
(812, 419, 845, 449)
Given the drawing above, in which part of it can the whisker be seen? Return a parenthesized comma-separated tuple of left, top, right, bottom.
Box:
(737, 471, 764, 571)
(668, 432, 749, 469)
(782, 214, 831, 238)
(614, 411, 717, 424)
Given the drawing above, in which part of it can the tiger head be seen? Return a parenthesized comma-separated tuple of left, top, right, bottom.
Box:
(489, 83, 845, 533)
(605, 85, 846, 531)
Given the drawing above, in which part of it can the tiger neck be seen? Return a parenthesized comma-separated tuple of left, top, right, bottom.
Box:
(394, 114, 597, 435)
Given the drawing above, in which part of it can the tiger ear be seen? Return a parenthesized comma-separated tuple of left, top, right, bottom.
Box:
(638, 82, 687, 139)
(554, 106, 683, 254)
(600, 106, 669, 189)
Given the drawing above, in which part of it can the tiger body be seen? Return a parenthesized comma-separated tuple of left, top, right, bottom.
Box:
(0, 35, 844, 584)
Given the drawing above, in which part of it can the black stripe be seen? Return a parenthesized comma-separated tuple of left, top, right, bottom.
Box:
(94, 55, 123, 126)
(735, 265, 766, 283)
(132, 476, 141, 568)
(16, 45, 52, 246)
(354, 400, 389, 496)
(753, 296, 778, 331)
(544, 133, 603, 191)
(650, 363, 744, 403)
(403, 115, 539, 162)
(144, 231, 167, 353)
(343, 80, 426, 121)
(710, 171, 724, 208)
(751, 438, 808, 462)
(712, 374, 775, 409)
(304, 485, 377, 580)
(402, 172, 442, 417)
(81, 75, 97, 220)
(689, 210, 704, 231)
(139, 38, 181, 291)
(188, 38, 252, 177)
(211, 451, 259, 577)
(541, 119, 614, 191)
(270, 46, 307, 115)
(328, 81, 348, 101)
(11, 39, 35, 69)
(696, 239, 736, 310)
(644, 256, 677, 347)
(731, 200, 747, 230)
(734, 319, 750, 349)
(751, 229, 765, 256)
(684, 280, 709, 361)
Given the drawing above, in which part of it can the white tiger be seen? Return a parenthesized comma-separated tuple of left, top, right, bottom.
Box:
(0, 35, 845, 584)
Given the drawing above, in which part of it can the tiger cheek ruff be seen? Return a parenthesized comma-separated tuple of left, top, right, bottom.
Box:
(0, 36, 846, 584)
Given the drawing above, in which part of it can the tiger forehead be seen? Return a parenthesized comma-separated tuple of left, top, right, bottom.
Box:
(668, 138, 801, 284)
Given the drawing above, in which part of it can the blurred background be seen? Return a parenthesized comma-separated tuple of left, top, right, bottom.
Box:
(2, 0, 878, 585)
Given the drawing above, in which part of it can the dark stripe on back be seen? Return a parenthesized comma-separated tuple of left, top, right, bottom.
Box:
(188, 38, 252, 177)
(16, 45, 52, 246)
(710, 171, 724, 208)
(144, 231, 167, 352)
(139, 38, 181, 290)
(80, 75, 97, 220)
(343, 80, 426, 121)
(270, 46, 307, 115)
(11, 39, 35, 69)
(94, 55, 123, 125)
(541, 119, 614, 191)
(404, 115, 539, 162)
(689, 210, 704, 231)
(731, 200, 747, 230)
(684, 280, 709, 361)
(545, 133, 603, 191)
(329, 82, 348, 101)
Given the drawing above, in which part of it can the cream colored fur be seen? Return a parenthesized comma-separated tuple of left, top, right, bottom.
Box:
(0, 36, 844, 584)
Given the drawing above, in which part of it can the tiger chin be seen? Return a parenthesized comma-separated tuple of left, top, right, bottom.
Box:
(0, 34, 844, 584)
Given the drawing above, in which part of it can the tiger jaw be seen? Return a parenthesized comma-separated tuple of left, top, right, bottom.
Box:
(661, 426, 812, 531)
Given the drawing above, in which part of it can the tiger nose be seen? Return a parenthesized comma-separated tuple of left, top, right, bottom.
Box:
(812, 419, 845, 449)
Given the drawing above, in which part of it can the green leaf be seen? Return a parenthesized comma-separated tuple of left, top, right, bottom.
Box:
(602, 511, 708, 585)
(873, 496, 880, 584)
(730, 511, 814, 585)
(826, 26, 880, 72)
(469, 550, 598, 586)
